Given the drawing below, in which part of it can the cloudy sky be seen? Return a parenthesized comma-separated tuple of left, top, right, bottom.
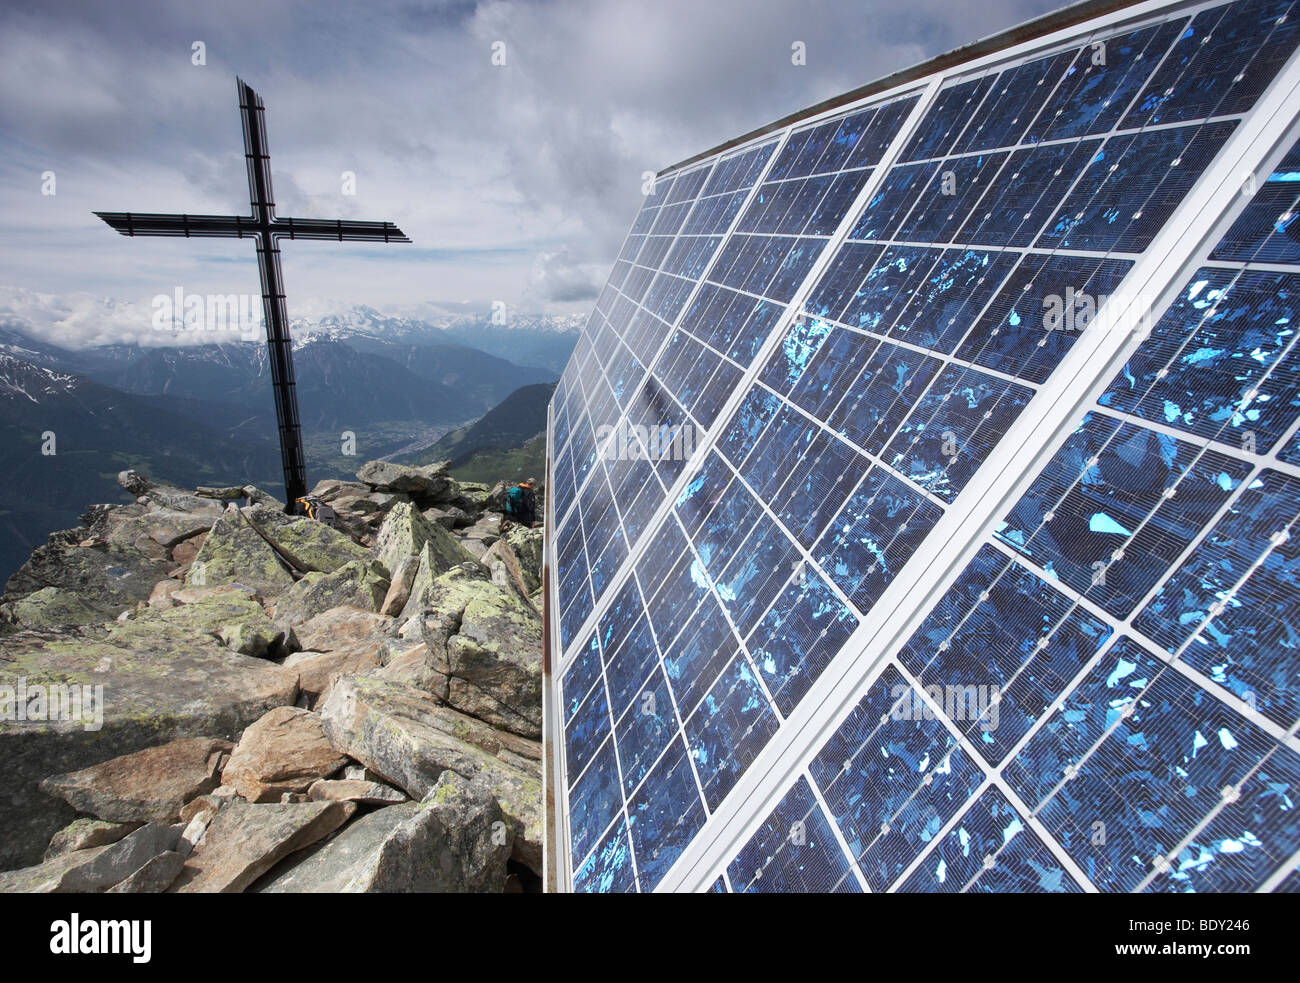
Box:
(0, 0, 1068, 345)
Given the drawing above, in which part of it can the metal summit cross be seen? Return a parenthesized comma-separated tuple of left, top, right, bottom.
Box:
(95, 77, 410, 511)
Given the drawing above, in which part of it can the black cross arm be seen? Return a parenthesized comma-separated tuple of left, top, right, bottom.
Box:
(271, 217, 411, 243)
(94, 211, 257, 238)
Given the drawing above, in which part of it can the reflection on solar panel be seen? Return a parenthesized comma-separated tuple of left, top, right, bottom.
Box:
(546, 0, 1300, 892)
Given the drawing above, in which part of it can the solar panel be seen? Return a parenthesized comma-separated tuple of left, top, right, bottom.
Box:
(547, 0, 1300, 892)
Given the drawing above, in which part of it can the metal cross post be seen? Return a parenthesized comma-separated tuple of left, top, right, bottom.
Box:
(95, 78, 410, 511)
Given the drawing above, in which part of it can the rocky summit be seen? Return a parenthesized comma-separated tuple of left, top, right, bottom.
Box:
(0, 461, 544, 893)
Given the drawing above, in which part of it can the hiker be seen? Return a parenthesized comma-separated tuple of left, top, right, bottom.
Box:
(504, 479, 538, 527)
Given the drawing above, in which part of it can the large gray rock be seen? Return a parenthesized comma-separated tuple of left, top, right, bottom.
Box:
(273, 560, 390, 630)
(155, 589, 283, 657)
(40, 737, 233, 823)
(108, 850, 187, 893)
(258, 773, 508, 892)
(0, 620, 298, 871)
(172, 799, 356, 893)
(0, 843, 114, 893)
(372, 502, 475, 581)
(404, 562, 542, 739)
(0, 586, 114, 633)
(57, 822, 180, 892)
(186, 510, 295, 597)
(105, 508, 215, 553)
(4, 542, 170, 612)
(283, 643, 383, 710)
(319, 675, 541, 874)
(503, 525, 544, 594)
(45, 818, 141, 859)
(356, 460, 451, 501)
(220, 706, 348, 803)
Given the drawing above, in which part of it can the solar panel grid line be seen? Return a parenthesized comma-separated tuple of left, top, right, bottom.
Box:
(1259, 843, 1300, 891)
(553, 148, 774, 537)
(552, 85, 938, 675)
(655, 4, 1300, 891)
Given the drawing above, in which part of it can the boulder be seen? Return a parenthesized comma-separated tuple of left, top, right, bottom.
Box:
(1, 586, 111, 632)
(185, 510, 295, 597)
(319, 675, 541, 874)
(44, 818, 142, 860)
(294, 605, 392, 652)
(0, 843, 115, 893)
(372, 502, 475, 580)
(155, 589, 283, 658)
(40, 737, 233, 824)
(172, 800, 356, 893)
(237, 505, 368, 572)
(255, 804, 418, 893)
(379, 554, 420, 616)
(108, 850, 187, 893)
(4, 542, 171, 612)
(307, 479, 369, 503)
(105, 508, 215, 552)
(220, 706, 348, 803)
(273, 559, 390, 629)
(117, 469, 153, 496)
(503, 525, 544, 594)
(0, 621, 298, 870)
(306, 778, 407, 805)
(356, 460, 451, 500)
(406, 562, 542, 739)
(283, 643, 383, 709)
(57, 822, 180, 892)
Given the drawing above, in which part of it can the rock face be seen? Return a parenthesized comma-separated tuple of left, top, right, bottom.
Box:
(40, 737, 233, 823)
(0, 621, 298, 870)
(173, 800, 356, 893)
(221, 707, 348, 803)
(357, 460, 451, 501)
(273, 559, 390, 629)
(186, 510, 295, 597)
(5, 542, 171, 617)
(372, 502, 475, 581)
(155, 588, 283, 658)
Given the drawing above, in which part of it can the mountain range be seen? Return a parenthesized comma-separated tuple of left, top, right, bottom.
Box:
(0, 306, 577, 582)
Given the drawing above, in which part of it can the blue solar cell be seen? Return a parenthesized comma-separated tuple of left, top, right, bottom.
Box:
(565, 678, 612, 783)
(717, 384, 783, 466)
(626, 739, 706, 889)
(845, 96, 920, 168)
(660, 593, 740, 717)
(568, 737, 623, 867)
(1123, 0, 1300, 128)
(789, 326, 877, 422)
(1211, 136, 1300, 262)
(896, 151, 1009, 243)
(900, 76, 1000, 162)
(1099, 268, 1300, 451)
(849, 161, 941, 241)
(996, 413, 1253, 617)
(806, 170, 873, 236)
(901, 788, 1077, 892)
(727, 777, 861, 892)
(814, 465, 945, 612)
(685, 655, 780, 810)
(1026, 20, 1187, 141)
(804, 242, 886, 320)
(604, 614, 660, 722)
(957, 139, 1101, 247)
(829, 341, 944, 454)
(958, 253, 1135, 384)
(888, 248, 1021, 353)
(884, 364, 1036, 503)
(1148, 745, 1300, 892)
(769, 428, 872, 548)
(810, 663, 987, 890)
(839, 245, 939, 334)
(614, 664, 678, 796)
(897, 545, 1112, 766)
(748, 568, 859, 716)
(1136, 469, 1300, 728)
(1028, 637, 1276, 891)
(573, 817, 638, 893)
(1038, 121, 1237, 252)
(563, 632, 603, 723)
(953, 50, 1074, 154)
(715, 511, 805, 636)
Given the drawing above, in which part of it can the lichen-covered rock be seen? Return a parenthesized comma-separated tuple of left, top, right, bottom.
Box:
(404, 562, 542, 739)
(155, 589, 283, 657)
(0, 621, 298, 871)
(1, 586, 111, 633)
(283, 643, 383, 709)
(255, 803, 418, 893)
(44, 818, 142, 860)
(503, 525, 544, 594)
(372, 502, 474, 580)
(319, 675, 541, 874)
(40, 736, 233, 823)
(294, 605, 392, 652)
(273, 560, 390, 629)
(238, 505, 368, 572)
(105, 508, 215, 553)
(4, 542, 171, 611)
(379, 554, 420, 616)
(186, 510, 295, 597)
(220, 706, 348, 803)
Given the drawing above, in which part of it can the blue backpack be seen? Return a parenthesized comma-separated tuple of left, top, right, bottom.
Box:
(505, 484, 527, 517)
